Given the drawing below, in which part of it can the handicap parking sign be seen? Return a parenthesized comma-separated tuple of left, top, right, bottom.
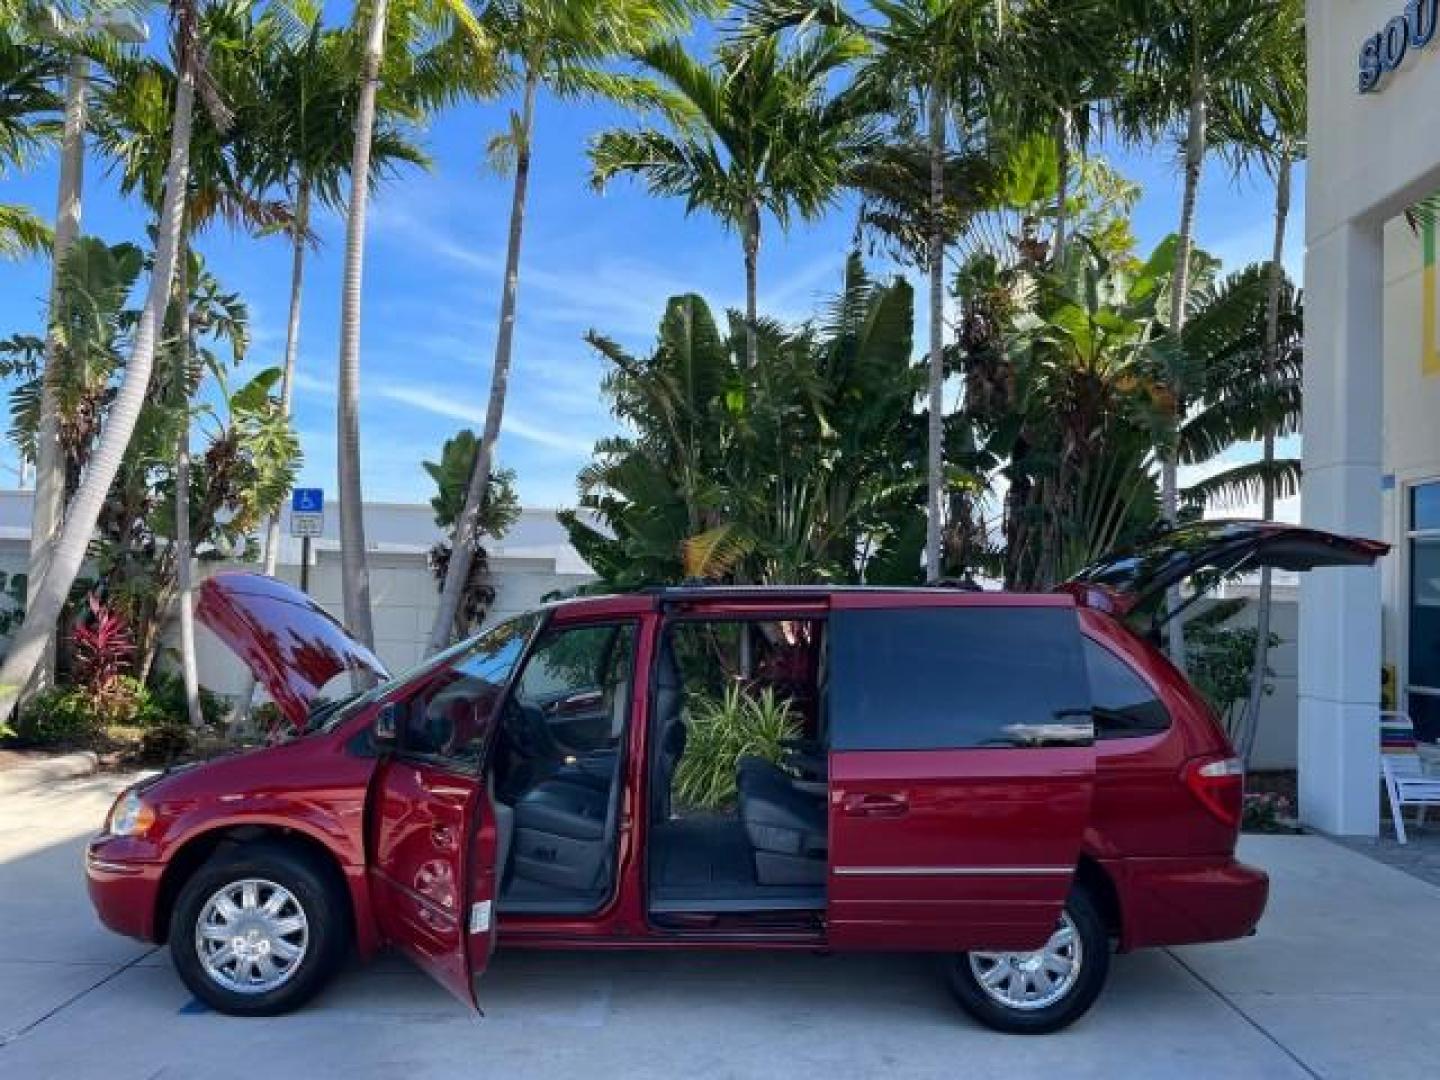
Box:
(291, 488, 324, 513)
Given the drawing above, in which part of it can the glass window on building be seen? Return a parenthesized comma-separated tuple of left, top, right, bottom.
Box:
(1408, 482, 1440, 743)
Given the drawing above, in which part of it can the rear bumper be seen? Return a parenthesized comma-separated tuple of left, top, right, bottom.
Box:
(85, 836, 164, 942)
(1105, 855, 1269, 951)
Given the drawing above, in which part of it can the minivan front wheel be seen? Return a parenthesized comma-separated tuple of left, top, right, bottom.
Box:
(947, 887, 1109, 1034)
(170, 844, 347, 1016)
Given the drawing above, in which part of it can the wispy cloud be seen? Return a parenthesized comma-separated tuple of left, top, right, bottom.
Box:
(371, 381, 599, 456)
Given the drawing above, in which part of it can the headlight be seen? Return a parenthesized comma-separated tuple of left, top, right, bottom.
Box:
(107, 790, 156, 837)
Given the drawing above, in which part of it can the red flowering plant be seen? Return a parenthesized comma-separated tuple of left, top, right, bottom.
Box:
(71, 594, 141, 726)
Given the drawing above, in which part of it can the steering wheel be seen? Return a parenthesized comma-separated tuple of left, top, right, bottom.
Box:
(501, 697, 560, 761)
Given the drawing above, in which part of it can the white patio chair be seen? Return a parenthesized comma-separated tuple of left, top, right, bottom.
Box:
(1380, 710, 1440, 844)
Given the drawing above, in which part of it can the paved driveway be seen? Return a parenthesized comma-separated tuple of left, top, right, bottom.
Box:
(2, 773, 1437, 1080)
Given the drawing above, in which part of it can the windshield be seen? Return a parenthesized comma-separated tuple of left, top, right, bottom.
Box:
(309, 612, 543, 734)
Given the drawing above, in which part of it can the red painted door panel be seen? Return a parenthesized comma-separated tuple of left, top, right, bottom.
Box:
(825, 598, 1095, 954)
(368, 758, 496, 1007)
(828, 748, 1093, 952)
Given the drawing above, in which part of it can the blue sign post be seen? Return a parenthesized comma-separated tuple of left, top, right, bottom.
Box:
(289, 489, 324, 593)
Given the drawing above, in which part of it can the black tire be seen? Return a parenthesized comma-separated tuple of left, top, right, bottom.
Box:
(946, 886, 1110, 1034)
(169, 842, 349, 1016)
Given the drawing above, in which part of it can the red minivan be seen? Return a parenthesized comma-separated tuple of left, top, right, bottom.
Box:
(85, 521, 1386, 1033)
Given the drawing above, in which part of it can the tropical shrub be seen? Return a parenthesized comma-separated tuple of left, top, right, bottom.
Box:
(563, 257, 926, 589)
(144, 670, 226, 729)
(70, 596, 143, 727)
(423, 430, 520, 639)
(675, 686, 801, 811)
(138, 722, 196, 765)
(1186, 599, 1279, 739)
(1242, 791, 1295, 834)
(13, 688, 103, 746)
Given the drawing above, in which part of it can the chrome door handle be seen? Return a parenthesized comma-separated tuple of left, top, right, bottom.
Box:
(842, 793, 909, 818)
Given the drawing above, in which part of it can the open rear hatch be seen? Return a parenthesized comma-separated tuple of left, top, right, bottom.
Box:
(196, 571, 390, 728)
(1063, 520, 1389, 625)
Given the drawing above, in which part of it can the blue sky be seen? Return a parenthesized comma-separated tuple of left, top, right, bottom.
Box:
(0, 19, 1302, 511)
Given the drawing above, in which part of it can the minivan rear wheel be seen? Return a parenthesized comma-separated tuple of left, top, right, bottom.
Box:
(169, 843, 347, 1016)
(947, 886, 1109, 1034)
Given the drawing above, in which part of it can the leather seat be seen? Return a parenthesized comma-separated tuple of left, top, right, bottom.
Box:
(510, 776, 610, 890)
(514, 780, 607, 840)
(736, 756, 828, 886)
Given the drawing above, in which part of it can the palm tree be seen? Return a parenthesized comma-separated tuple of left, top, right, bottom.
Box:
(92, 4, 283, 726)
(1119, 0, 1285, 663)
(990, 0, 1125, 264)
(424, 0, 704, 651)
(749, 0, 1013, 582)
(223, 4, 429, 724)
(5, 16, 68, 698)
(238, 3, 427, 584)
(1217, 0, 1304, 763)
(0, 0, 220, 720)
(591, 30, 869, 368)
(0, 14, 65, 258)
(334, 0, 486, 652)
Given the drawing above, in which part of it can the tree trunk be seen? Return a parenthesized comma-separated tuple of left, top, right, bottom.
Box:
(234, 179, 310, 728)
(1162, 62, 1207, 669)
(1052, 107, 1072, 265)
(426, 68, 538, 651)
(263, 178, 309, 578)
(1237, 150, 1291, 765)
(743, 198, 760, 369)
(335, 0, 389, 651)
(26, 52, 90, 698)
(173, 228, 204, 728)
(0, 58, 195, 719)
(925, 89, 946, 583)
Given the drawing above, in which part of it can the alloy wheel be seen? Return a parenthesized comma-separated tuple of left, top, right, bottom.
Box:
(966, 912, 1084, 1012)
(195, 877, 310, 995)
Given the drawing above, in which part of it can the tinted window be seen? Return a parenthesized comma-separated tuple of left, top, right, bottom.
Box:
(1083, 639, 1171, 739)
(829, 607, 1091, 750)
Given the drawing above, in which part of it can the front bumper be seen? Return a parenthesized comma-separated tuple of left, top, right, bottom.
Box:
(85, 836, 164, 942)
(1107, 855, 1269, 951)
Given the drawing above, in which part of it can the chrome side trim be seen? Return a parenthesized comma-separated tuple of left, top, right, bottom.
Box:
(832, 865, 1072, 878)
(86, 857, 144, 875)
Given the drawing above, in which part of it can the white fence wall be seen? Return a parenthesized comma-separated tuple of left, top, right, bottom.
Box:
(0, 538, 593, 703)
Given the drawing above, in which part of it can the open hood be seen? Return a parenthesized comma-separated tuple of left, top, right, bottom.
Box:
(1063, 520, 1389, 617)
(196, 572, 390, 728)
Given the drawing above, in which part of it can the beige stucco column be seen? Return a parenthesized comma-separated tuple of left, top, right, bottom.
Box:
(1299, 220, 1385, 835)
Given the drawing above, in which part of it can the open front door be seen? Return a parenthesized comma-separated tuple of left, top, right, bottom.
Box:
(826, 596, 1095, 953)
(369, 758, 496, 1008)
(365, 617, 537, 1006)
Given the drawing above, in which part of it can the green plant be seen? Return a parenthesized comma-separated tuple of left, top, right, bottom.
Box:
(561, 257, 926, 590)
(145, 670, 226, 728)
(674, 685, 800, 811)
(138, 722, 196, 765)
(1186, 600, 1279, 739)
(13, 687, 102, 746)
(1241, 791, 1294, 833)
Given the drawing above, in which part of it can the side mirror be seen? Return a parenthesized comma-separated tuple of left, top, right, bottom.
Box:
(374, 702, 399, 747)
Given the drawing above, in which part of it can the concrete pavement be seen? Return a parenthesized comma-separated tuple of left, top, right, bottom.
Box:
(1, 774, 1437, 1079)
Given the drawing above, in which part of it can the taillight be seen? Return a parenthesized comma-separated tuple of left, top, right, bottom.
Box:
(1182, 755, 1244, 827)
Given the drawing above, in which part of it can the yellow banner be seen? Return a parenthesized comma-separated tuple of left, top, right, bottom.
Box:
(1425, 214, 1440, 375)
